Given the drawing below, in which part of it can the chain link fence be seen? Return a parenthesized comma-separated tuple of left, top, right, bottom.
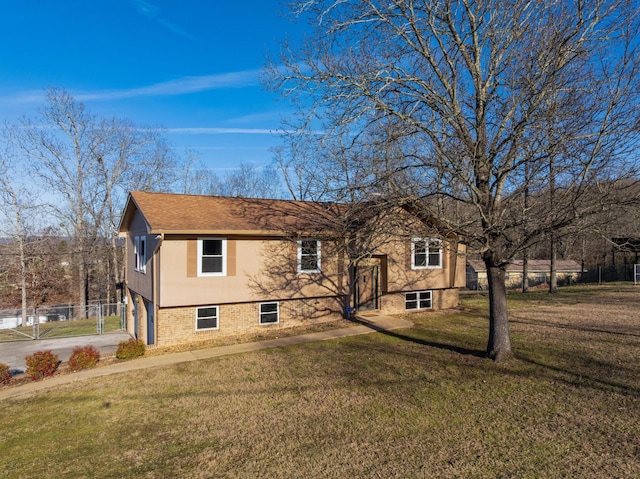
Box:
(0, 302, 125, 342)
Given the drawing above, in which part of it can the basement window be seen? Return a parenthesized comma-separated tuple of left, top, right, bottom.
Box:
(405, 291, 432, 310)
(259, 302, 279, 325)
(196, 306, 219, 331)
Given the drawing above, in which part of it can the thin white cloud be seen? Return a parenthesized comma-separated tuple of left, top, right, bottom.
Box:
(76, 70, 260, 101)
(131, 0, 159, 17)
(166, 127, 277, 135)
(0, 70, 260, 105)
(131, 0, 197, 41)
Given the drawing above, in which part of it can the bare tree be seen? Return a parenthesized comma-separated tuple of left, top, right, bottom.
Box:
(184, 161, 283, 199)
(267, 0, 640, 360)
(9, 87, 179, 307)
(0, 141, 40, 320)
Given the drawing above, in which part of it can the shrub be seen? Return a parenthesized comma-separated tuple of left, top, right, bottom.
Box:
(116, 338, 146, 359)
(68, 345, 100, 371)
(0, 363, 11, 385)
(25, 350, 59, 381)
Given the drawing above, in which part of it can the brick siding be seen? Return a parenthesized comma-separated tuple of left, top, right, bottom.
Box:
(155, 296, 345, 347)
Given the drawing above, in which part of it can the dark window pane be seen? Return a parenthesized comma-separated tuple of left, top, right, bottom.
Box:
(428, 251, 440, 266)
(419, 299, 432, 308)
(261, 303, 278, 314)
(301, 256, 318, 271)
(198, 307, 217, 318)
(260, 313, 278, 324)
(301, 240, 317, 255)
(414, 240, 426, 251)
(197, 317, 217, 329)
(202, 257, 223, 273)
(406, 300, 418, 310)
(202, 239, 222, 256)
(414, 253, 427, 267)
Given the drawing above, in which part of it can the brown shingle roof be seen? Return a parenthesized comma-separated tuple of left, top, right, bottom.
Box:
(120, 191, 349, 235)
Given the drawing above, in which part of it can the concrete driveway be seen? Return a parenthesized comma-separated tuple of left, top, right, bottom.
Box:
(0, 332, 132, 374)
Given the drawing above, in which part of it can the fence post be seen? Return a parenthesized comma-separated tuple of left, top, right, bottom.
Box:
(97, 304, 103, 335)
(34, 308, 39, 339)
(120, 301, 127, 331)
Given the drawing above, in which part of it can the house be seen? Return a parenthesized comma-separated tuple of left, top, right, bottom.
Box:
(466, 259, 583, 290)
(118, 191, 466, 347)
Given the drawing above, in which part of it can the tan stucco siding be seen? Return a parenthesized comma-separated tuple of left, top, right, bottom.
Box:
(378, 238, 463, 292)
(451, 242, 467, 288)
(159, 237, 345, 308)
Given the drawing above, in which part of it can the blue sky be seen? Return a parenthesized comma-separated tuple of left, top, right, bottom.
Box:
(0, 0, 307, 171)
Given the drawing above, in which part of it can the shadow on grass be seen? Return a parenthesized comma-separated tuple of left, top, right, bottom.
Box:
(510, 318, 640, 338)
(354, 318, 487, 359)
(514, 353, 640, 395)
(355, 317, 640, 396)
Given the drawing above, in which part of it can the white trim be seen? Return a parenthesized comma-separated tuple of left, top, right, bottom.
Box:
(134, 236, 139, 272)
(195, 305, 219, 331)
(297, 239, 321, 273)
(197, 238, 227, 276)
(259, 301, 279, 325)
(411, 238, 442, 269)
(139, 236, 146, 274)
(405, 290, 433, 310)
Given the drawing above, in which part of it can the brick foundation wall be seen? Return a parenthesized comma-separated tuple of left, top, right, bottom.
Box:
(156, 296, 345, 347)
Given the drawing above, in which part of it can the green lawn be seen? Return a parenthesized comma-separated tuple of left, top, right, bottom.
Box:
(0, 285, 638, 478)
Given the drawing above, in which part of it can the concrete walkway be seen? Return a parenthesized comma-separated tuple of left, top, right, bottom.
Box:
(0, 314, 413, 401)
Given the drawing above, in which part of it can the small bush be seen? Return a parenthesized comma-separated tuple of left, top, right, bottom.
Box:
(116, 338, 146, 359)
(0, 363, 11, 385)
(25, 350, 59, 381)
(68, 345, 100, 371)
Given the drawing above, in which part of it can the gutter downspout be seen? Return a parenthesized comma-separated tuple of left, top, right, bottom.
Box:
(153, 233, 164, 346)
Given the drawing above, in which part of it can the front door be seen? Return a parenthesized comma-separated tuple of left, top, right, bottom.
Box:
(356, 264, 379, 311)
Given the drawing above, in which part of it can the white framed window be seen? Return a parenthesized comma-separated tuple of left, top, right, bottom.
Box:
(196, 306, 219, 331)
(134, 236, 146, 273)
(298, 239, 321, 273)
(259, 302, 279, 325)
(405, 291, 432, 310)
(198, 238, 227, 276)
(411, 238, 442, 269)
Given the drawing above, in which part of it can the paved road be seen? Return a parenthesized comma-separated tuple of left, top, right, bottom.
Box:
(0, 332, 132, 374)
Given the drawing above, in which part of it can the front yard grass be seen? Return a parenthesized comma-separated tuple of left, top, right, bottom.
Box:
(0, 284, 638, 478)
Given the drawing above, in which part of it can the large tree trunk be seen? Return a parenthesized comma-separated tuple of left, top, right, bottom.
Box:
(484, 257, 512, 362)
